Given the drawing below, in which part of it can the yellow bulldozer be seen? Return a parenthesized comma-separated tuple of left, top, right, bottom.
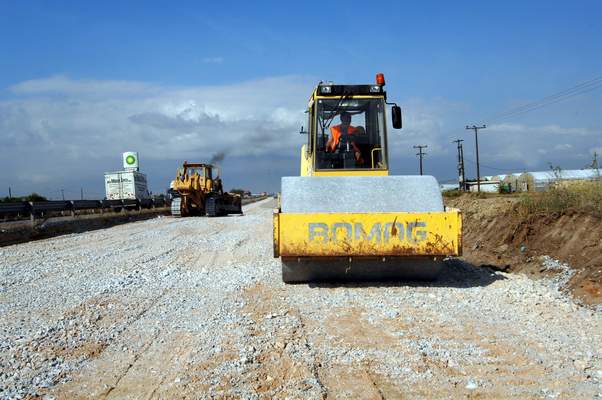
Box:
(273, 73, 462, 282)
(169, 162, 242, 217)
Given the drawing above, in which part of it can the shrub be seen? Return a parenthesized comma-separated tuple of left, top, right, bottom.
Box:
(0, 193, 48, 203)
(229, 188, 246, 196)
(24, 193, 47, 202)
(442, 189, 462, 198)
(517, 180, 602, 217)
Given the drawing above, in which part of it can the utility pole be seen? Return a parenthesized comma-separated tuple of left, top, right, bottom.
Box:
(466, 125, 486, 192)
(460, 141, 466, 189)
(80, 188, 84, 200)
(452, 139, 465, 191)
(61, 189, 65, 201)
(413, 145, 428, 175)
(8, 186, 12, 199)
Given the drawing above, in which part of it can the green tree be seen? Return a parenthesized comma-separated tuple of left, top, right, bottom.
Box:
(24, 193, 48, 202)
(229, 188, 246, 196)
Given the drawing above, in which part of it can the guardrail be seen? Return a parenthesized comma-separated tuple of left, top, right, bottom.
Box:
(0, 201, 30, 214)
(0, 198, 168, 221)
(31, 201, 73, 214)
(72, 200, 102, 210)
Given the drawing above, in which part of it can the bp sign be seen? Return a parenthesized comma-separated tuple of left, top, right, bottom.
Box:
(126, 155, 136, 165)
(122, 152, 139, 170)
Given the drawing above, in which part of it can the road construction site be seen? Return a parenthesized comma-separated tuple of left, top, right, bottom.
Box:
(1, 198, 601, 399)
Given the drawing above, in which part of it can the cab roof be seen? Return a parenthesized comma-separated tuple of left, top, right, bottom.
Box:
(314, 83, 386, 97)
(183, 162, 215, 169)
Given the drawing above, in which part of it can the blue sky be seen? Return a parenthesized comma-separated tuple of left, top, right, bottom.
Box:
(1, 1, 601, 198)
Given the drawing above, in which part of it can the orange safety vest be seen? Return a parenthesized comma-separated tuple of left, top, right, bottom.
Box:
(328, 124, 359, 152)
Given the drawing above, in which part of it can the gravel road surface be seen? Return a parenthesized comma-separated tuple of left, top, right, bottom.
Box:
(1, 199, 601, 399)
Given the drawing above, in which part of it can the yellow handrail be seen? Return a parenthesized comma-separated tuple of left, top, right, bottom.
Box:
(371, 147, 382, 169)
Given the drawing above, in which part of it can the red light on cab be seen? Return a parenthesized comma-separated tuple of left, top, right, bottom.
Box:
(376, 73, 385, 86)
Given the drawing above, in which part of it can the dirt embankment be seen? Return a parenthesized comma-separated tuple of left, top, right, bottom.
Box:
(446, 194, 602, 305)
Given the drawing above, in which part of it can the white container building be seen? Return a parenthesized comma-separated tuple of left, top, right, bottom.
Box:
(466, 180, 500, 193)
(104, 170, 150, 200)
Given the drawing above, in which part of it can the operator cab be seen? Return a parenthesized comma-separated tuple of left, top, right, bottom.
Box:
(182, 163, 213, 179)
(316, 98, 387, 170)
(305, 73, 402, 174)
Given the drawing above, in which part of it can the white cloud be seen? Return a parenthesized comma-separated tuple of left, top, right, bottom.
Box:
(1, 75, 313, 163)
(10, 75, 159, 97)
(1, 75, 600, 194)
(462, 122, 600, 170)
(202, 57, 224, 64)
(387, 97, 469, 157)
(554, 143, 573, 151)
(488, 123, 593, 136)
(0, 75, 323, 195)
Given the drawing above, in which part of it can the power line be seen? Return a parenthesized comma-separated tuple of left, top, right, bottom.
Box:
(487, 76, 602, 122)
(463, 156, 524, 173)
(485, 74, 602, 124)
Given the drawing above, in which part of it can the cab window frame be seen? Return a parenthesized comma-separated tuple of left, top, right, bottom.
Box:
(313, 96, 388, 171)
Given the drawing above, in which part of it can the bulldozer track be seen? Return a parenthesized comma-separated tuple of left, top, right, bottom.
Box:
(205, 195, 219, 217)
(170, 197, 182, 217)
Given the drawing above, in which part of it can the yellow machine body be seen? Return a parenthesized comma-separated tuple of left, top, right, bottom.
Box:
(274, 210, 462, 258)
(274, 78, 463, 282)
(172, 165, 215, 208)
(170, 162, 242, 217)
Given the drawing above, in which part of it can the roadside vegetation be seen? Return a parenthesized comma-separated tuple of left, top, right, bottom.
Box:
(443, 189, 498, 199)
(444, 180, 602, 217)
(517, 180, 602, 217)
(0, 193, 47, 203)
(442, 189, 462, 198)
(229, 188, 247, 196)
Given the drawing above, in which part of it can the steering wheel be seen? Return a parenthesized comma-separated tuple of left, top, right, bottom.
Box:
(336, 133, 354, 153)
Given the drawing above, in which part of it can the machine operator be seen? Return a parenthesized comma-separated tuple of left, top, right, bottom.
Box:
(325, 111, 365, 164)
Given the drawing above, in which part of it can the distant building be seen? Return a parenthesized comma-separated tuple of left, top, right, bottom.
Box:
(501, 173, 523, 192)
(517, 169, 601, 192)
(490, 174, 508, 182)
(440, 183, 459, 192)
(458, 168, 600, 193)
(465, 180, 500, 193)
(104, 152, 150, 200)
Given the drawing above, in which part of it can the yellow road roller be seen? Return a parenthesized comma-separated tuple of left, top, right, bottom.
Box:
(273, 73, 462, 282)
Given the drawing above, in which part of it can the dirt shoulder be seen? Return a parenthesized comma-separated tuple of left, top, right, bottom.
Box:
(446, 193, 602, 306)
(0, 197, 268, 248)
